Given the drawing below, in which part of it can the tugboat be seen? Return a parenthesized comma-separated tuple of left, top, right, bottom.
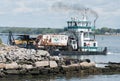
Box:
(49, 12, 107, 55)
(66, 16, 99, 52)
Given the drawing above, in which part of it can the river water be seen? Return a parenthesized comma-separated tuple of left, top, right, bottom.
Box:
(0, 35, 120, 81)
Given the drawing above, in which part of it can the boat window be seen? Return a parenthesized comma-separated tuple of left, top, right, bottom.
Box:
(84, 43, 86, 46)
(72, 41, 76, 44)
(68, 22, 72, 27)
(93, 43, 96, 46)
(74, 22, 77, 26)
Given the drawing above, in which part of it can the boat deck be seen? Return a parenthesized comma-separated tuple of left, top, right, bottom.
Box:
(50, 50, 107, 56)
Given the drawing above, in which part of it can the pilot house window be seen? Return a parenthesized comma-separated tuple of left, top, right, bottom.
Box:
(84, 43, 86, 46)
(93, 43, 96, 46)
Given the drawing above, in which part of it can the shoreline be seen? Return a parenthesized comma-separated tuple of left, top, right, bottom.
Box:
(96, 34, 120, 36)
(0, 62, 120, 78)
(1, 33, 120, 36)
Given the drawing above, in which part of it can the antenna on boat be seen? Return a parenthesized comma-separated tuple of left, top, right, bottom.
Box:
(94, 20, 96, 39)
(83, 8, 88, 21)
(93, 14, 98, 40)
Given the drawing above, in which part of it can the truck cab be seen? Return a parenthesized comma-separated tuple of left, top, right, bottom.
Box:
(67, 38, 78, 51)
(70, 39, 78, 50)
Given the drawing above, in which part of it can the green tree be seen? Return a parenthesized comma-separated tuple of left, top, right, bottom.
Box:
(101, 27, 109, 34)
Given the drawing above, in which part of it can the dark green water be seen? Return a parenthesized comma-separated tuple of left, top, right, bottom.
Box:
(0, 74, 120, 81)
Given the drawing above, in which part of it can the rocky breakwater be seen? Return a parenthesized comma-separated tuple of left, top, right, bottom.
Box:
(0, 45, 53, 77)
(0, 45, 120, 77)
(0, 45, 95, 77)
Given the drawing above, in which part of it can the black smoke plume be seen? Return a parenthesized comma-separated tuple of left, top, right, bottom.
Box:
(51, 2, 98, 24)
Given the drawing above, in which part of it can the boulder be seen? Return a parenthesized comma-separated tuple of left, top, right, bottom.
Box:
(35, 61, 58, 68)
(21, 64, 33, 70)
(5, 62, 19, 70)
(0, 51, 5, 54)
(50, 56, 60, 60)
(49, 61, 58, 68)
(35, 61, 49, 67)
(0, 63, 5, 69)
(80, 62, 95, 67)
(37, 50, 50, 56)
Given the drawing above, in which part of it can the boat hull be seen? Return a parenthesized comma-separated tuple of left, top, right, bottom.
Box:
(50, 50, 107, 56)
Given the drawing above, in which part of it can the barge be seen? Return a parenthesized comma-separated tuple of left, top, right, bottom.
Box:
(35, 11, 107, 55)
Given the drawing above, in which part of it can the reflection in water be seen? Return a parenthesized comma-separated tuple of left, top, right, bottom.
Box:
(0, 74, 120, 81)
(1, 75, 77, 81)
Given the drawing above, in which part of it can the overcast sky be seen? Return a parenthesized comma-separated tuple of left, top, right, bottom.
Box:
(0, 0, 120, 28)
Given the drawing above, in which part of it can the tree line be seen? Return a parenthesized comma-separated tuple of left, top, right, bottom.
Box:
(0, 27, 64, 34)
(0, 27, 120, 35)
(95, 27, 120, 35)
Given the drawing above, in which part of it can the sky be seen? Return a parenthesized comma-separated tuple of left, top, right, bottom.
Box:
(0, 0, 120, 29)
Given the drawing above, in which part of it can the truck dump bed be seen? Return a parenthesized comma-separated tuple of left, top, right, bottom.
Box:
(37, 34, 68, 46)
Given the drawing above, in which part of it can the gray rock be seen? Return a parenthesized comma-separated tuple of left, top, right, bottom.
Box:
(0, 46, 50, 64)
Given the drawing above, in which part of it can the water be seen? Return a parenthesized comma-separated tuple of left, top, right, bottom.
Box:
(96, 35, 120, 53)
(0, 34, 120, 81)
(68, 35, 120, 65)
(0, 74, 120, 81)
(0, 35, 8, 45)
